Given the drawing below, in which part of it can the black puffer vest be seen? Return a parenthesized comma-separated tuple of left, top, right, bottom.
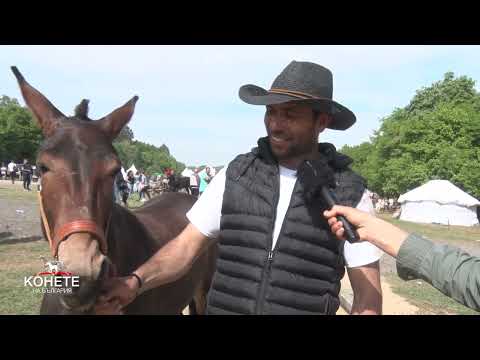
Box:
(206, 138, 365, 315)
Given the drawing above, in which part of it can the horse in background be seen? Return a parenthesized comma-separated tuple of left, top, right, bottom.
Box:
(168, 174, 191, 194)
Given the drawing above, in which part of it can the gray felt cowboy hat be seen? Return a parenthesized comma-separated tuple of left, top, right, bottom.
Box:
(239, 60, 356, 130)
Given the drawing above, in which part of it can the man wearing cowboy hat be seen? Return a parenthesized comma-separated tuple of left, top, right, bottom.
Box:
(96, 61, 382, 315)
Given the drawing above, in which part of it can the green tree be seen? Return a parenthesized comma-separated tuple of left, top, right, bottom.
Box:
(115, 125, 134, 143)
(0, 94, 186, 175)
(340, 72, 480, 199)
(113, 140, 185, 175)
(0, 95, 42, 163)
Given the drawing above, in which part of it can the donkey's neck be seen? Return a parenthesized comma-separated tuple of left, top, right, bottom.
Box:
(107, 204, 157, 276)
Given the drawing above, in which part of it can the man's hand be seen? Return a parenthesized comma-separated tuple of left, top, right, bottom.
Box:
(324, 205, 383, 243)
(94, 275, 140, 315)
(95, 298, 124, 315)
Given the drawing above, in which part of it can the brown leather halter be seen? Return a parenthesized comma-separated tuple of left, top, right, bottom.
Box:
(38, 191, 111, 258)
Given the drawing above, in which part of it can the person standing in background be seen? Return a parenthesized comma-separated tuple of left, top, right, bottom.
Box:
(190, 168, 200, 197)
(8, 160, 17, 184)
(21, 159, 33, 191)
(198, 166, 212, 196)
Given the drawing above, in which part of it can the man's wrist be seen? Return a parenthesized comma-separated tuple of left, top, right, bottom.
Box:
(367, 218, 409, 257)
(128, 273, 143, 293)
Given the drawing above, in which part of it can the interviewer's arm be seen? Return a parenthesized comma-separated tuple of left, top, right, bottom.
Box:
(324, 205, 480, 312)
(397, 233, 480, 311)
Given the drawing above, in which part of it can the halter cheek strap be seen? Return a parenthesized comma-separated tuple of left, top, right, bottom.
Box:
(38, 191, 111, 258)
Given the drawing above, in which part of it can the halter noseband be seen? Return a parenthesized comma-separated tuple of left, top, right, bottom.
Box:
(38, 191, 111, 258)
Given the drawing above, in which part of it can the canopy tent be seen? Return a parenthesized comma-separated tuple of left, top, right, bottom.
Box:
(126, 164, 138, 175)
(398, 180, 480, 226)
(181, 168, 194, 177)
(120, 167, 127, 180)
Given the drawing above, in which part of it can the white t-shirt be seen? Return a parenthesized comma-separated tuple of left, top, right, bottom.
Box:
(187, 166, 382, 268)
(190, 174, 199, 187)
(7, 162, 16, 172)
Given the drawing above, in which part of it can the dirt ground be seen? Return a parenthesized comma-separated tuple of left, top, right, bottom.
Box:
(0, 180, 43, 247)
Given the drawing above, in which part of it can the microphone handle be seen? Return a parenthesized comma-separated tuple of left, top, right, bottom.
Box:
(320, 186, 360, 243)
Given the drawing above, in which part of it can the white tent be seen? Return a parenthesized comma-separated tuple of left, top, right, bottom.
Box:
(126, 164, 137, 175)
(398, 180, 480, 226)
(181, 168, 194, 177)
(120, 167, 127, 180)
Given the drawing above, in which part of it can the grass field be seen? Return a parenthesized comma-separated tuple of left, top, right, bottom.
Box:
(385, 273, 478, 315)
(378, 213, 480, 244)
(0, 184, 38, 201)
(0, 238, 50, 314)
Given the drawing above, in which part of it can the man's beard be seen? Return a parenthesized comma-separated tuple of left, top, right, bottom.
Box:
(268, 135, 316, 162)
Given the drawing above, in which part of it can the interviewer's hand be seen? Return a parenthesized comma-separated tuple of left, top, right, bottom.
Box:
(323, 205, 409, 258)
(94, 276, 140, 315)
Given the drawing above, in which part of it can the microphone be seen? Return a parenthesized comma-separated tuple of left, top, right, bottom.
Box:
(320, 186, 360, 243)
(301, 160, 360, 244)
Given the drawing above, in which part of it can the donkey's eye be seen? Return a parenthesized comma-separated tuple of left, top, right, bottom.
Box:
(109, 167, 121, 177)
(39, 164, 50, 174)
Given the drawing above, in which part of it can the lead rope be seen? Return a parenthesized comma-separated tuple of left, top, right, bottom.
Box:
(104, 210, 112, 254)
(37, 190, 56, 258)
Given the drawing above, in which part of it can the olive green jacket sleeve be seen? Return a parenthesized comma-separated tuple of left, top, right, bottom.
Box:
(396, 233, 480, 311)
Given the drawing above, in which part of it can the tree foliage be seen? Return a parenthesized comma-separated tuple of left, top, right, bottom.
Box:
(115, 125, 135, 143)
(0, 95, 185, 174)
(341, 72, 480, 199)
(0, 96, 42, 164)
(114, 140, 185, 175)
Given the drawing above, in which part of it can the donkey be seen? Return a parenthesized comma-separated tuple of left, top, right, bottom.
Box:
(11, 67, 217, 314)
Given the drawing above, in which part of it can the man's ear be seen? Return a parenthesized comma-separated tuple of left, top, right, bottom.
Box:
(316, 113, 332, 133)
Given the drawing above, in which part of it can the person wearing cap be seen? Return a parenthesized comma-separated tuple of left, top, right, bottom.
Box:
(95, 61, 383, 315)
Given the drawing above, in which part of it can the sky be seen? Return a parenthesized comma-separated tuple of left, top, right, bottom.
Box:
(1, 45, 480, 167)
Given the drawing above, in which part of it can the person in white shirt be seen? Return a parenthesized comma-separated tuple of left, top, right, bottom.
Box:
(0, 163, 6, 180)
(189, 168, 200, 197)
(95, 60, 383, 315)
(7, 160, 17, 184)
(137, 170, 151, 202)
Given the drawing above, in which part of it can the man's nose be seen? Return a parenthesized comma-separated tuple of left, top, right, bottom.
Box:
(268, 115, 287, 132)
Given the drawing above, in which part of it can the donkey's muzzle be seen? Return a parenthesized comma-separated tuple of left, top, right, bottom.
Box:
(60, 257, 113, 311)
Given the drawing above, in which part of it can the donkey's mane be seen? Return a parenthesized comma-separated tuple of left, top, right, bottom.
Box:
(74, 99, 92, 121)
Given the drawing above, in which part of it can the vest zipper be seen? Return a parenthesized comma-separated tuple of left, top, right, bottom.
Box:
(255, 168, 280, 315)
(256, 250, 274, 314)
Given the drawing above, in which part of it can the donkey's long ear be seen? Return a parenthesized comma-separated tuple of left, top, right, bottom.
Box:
(96, 96, 139, 141)
(11, 66, 65, 137)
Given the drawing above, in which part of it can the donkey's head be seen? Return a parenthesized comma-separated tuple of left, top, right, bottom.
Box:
(12, 67, 138, 312)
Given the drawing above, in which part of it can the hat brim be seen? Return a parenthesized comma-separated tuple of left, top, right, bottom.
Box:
(239, 84, 356, 131)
